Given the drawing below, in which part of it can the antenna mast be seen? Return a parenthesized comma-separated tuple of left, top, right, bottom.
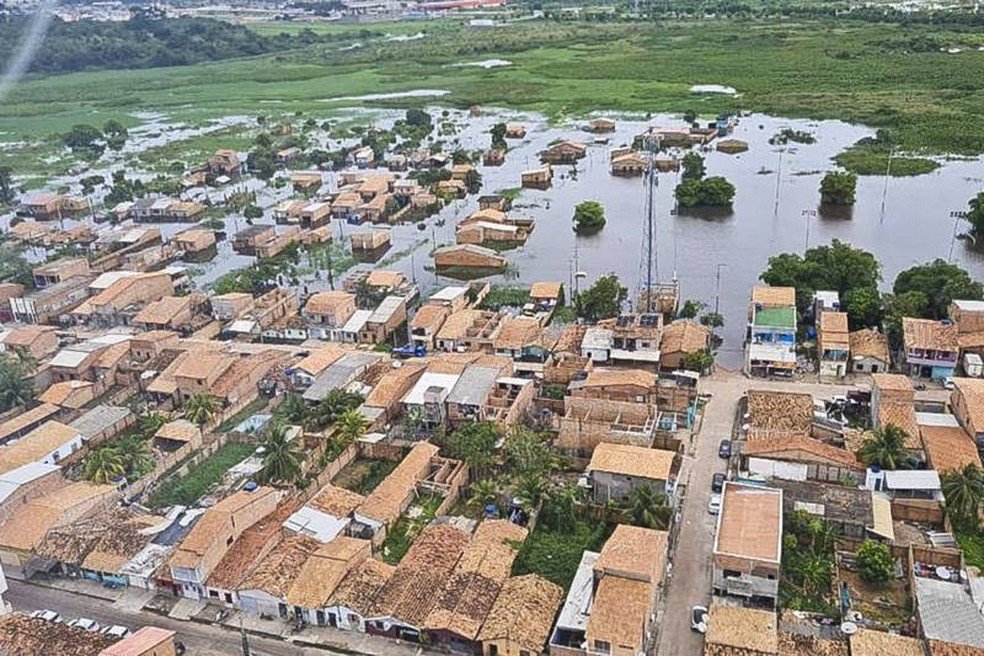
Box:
(639, 131, 660, 313)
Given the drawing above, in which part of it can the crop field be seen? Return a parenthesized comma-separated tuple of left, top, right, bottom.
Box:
(0, 17, 982, 164)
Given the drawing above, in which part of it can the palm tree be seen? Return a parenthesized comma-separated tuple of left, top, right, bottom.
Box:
(625, 485, 672, 530)
(0, 357, 35, 412)
(276, 393, 309, 425)
(259, 423, 303, 486)
(138, 411, 170, 440)
(942, 463, 984, 528)
(115, 434, 153, 478)
(184, 394, 218, 427)
(335, 408, 369, 446)
(514, 474, 548, 512)
(84, 447, 126, 484)
(857, 424, 908, 470)
(468, 478, 501, 512)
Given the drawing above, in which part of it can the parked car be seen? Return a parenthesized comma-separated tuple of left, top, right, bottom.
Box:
(691, 605, 709, 633)
(944, 377, 955, 390)
(101, 625, 130, 638)
(712, 472, 725, 493)
(708, 494, 722, 515)
(68, 618, 101, 632)
(30, 610, 60, 623)
(718, 439, 732, 459)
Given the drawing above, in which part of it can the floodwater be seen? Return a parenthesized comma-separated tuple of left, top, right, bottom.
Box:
(5, 107, 984, 368)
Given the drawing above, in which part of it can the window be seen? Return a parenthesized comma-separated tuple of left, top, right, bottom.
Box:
(594, 640, 611, 654)
(489, 645, 498, 656)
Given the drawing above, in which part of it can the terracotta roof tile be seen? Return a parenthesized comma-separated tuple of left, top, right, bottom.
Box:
(850, 629, 924, 656)
(921, 425, 981, 473)
(746, 390, 814, 440)
(705, 602, 778, 654)
(477, 574, 563, 653)
(588, 443, 675, 481)
(714, 483, 782, 563)
(903, 317, 958, 352)
(752, 285, 796, 307)
(660, 320, 711, 355)
(850, 329, 890, 362)
(330, 558, 395, 615)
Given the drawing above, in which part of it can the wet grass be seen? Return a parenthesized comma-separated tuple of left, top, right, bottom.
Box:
(834, 142, 940, 176)
(145, 442, 256, 508)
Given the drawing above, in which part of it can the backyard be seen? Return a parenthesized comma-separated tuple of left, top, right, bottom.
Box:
(145, 442, 257, 508)
(379, 493, 443, 565)
(512, 512, 613, 590)
(333, 458, 399, 496)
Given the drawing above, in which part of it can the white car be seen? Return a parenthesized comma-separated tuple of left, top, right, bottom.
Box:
(708, 494, 722, 515)
(30, 610, 61, 623)
(68, 618, 101, 632)
(101, 625, 130, 638)
(944, 377, 955, 390)
(691, 605, 709, 633)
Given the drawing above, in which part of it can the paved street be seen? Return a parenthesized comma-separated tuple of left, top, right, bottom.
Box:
(6, 579, 327, 656)
(655, 371, 855, 655)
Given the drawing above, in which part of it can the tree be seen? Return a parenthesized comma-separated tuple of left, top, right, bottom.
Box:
(857, 424, 909, 470)
(679, 299, 704, 319)
(681, 151, 705, 181)
(467, 478, 501, 512)
(699, 312, 725, 328)
(405, 108, 432, 129)
(675, 176, 735, 207)
(843, 286, 882, 329)
(276, 393, 309, 425)
(573, 201, 606, 235)
(0, 166, 14, 205)
(893, 259, 983, 320)
(335, 408, 369, 445)
(576, 274, 627, 321)
(504, 426, 561, 478)
(0, 243, 33, 289)
(819, 170, 857, 205)
(84, 447, 126, 484)
(883, 290, 931, 351)
(0, 357, 35, 412)
(308, 389, 364, 430)
(683, 109, 698, 124)
(682, 348, 715, 373)
(247, 147, 277, 180)
(625, 485, 671, 529)
(138, 411, 169, 440)
(259, 423, 303, 486)
(490, 123, 507, 150)
(760, 240, 881, 313)
(942, 464, 984, 528)
(966, 191, 984, 237)
(114, 434, 153, 478)
(447, 422, 498, 479)
(63, 124, 104, 157)
(856, 539, 895, 585)
(243, 205, 263, 219)
(184, 393, 218, 427)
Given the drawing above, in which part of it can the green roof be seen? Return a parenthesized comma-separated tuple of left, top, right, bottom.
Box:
(753, 306, 796, 329)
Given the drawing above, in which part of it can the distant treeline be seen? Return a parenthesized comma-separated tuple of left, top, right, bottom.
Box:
(0, 13, 326, 75)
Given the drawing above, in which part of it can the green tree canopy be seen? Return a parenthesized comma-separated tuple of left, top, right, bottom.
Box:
(675, 176, 735, 207)
(893, 258, 983, 320)
(681, 151, 705, 181)
(259, 423, 303, 486)
(573, 201, 606, 235)
(0, 356, 35, 412)
(858, 424, 909, 470)
(0, 167, 14, 205)
(447, 421, 499, 479)
(942, 463, 984, 529)
(966, 192, 984, 237)
(184, 393, 218, 427)
(576, 274, 627, 321)
(856, 539, 895, 585)
(819, 170, 857, 205)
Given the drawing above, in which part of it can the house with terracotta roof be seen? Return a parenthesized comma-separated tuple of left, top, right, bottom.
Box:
(211, 293, 255, 321)
(549, 525, 668, 656)
(740, 435, 864, 484)
(98, 626, 177, 656)
(0, 613, 118, 655)
(37, 380, 96, 409)
(410, 305, 451, 349)
(817, 310, 850, 377)
(0, 325, 58, 359)
(587, 443, 677, 503)
(286, 537, 373, 625)
(132, 293, 210, 334)
(569, 368, 658, 405)
(703, 602, 778, 656)
(359, 296, 408, 346)
(849, 628, 923, 656)
(362, 363, 427, 426)
(168, 487, 282, 599)
(871, 373, 921, 450)
(323, 558, 396, 631)
(364, 524, 471, 641)
(557, 395, 657, 457)
(493, 315, 549, 373)
(478, 573, 563, 656)
(902, 317, 958, 380)
(0, 420, 85, 475)
(952, 377, 984, 442)
(73, 272, 175, 328)
(659, 320, 711, 371)
(539, 141, 587, 165)
(424, 519, 529, 651)
(0, 403, 61, 446)
(712, 482, 782, 606)
(744, 285, 797, 377)
(302, 291, 357, 339)
(849, 328, 891, 374)
(435, 309, 503, 353)
(236, 534, 321, 616)
(919, 421, 980, 474)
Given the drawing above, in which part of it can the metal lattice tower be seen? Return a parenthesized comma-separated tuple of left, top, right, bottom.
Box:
(638, 132, 661, 313)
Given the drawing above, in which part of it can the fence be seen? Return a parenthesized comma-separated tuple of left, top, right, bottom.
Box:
(131, 432, 231, 502)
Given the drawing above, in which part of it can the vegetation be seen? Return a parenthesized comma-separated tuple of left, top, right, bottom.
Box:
(780, 510, 837, 615)
(855, 539, 895, 585)
(681, 152, 706, 181)
(0, 244, 34, 289)
(184, 393, 218, 427)
(892, 258, 983, 320)
(682, 348, 715, 374)
(834, 135, 939, 177)
(307, 389, 364, 431)
(481, 285, 531, 310)
(624, 485, 672, 530)
(819, 171, 857, 205)
(258, 423, 303, 486)
(334, 408, 369, 446)
(769, 128, 815, 146)
(573, 200, 606, 235)
(0, 357, 36, 412)
(942, 464, 984, 529)
(85, 434, 153, 484)
(0, 168, 14, 206)
(211, 244, 302, 295)
(760, 239, 881, 317)
(857, 424, 910, 470)
(447, 421, 499, 480)
(966, 192, 984, 238)
(348, 459, 398, 495)
(146, 442, 255, 508)
(675, 176, 736, 208)
(380, 494, 442, 564)
(576, 274, 627, 322)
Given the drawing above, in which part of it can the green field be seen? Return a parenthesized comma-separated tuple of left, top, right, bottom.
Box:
(1, 17, 982, 173)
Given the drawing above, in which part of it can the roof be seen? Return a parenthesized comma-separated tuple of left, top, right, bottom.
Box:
(921, 425, 980, 473)
(205, 501, 300, 591)
(364, 363, 427, 410)
(424, 519, 528, 639)
(588, 443, 674, 482)
(954, 378, 984, 432)
(154, 419, 200, 443)
(849, 629, 925, 656)
(0, 420, 81, 475)
(370, 524, 471, 626)
(850, 329, 891, 362)
(714, 483, 782, 564)
(437, 309, 484, 340)
(308, 484, 365, 517)
(660, 319, 710, 355)
(0, 403, 60, 443)
(705, 602, 779, 654)
(742, 436, 861, 470)
(778, 631, 848, 656)
(746, 390, 814, 439)
(240, 534, 320, 597)
(555, 551, 598, 632)
(171, 487, 280, 568)
(872, 373, 914, 392)
(884, 469, 941, 491)
(366, 270, 404, 289)
(173, 351, 235, 382)
(0, 481, 117, 551)
(285, 537, 370, 608)
(903, 317, 959, 352)
(587, 576, 651, 648)
(70, 405, 133, 441)
(447, 366, 500, 406)
(0, 614, 117, 655)
(325, 557, 393, 614)
(877, 401, 921, 449)
(530, 281, 562, 300)
(916, 577, 984, 648)
(99, 627, 176, 655)
(132, 295, 190, 326)
(819, 311, 850, 347)
(304, 291, 355, 316)
(403, 372, 461, 406)
(411, 304, 449, 331)
(752, 285, 796, 307)
(356, 442, 440, 525)
(576, 367, 656, 391)
(292, 347, 345, 377)
(928, 639, 984, 656)
(755, 305, 797, 328)
(494, 316, 542, 350)
(594, 524, 667, 583)
(37, 380, 94, 408)
(477, 574, 563, 652)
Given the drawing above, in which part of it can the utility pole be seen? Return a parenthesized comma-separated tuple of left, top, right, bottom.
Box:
(802, 208, 817, 252)
(714, 263, 726, 316)
(949, 209, 968, 262)
(639, 132, 661, 313)
(772, 148, 784, 219)
(879, 146, 894, 225)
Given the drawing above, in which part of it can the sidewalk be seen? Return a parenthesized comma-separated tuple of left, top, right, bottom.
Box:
(292, 625, 434, 656)
(16, 573, 123, 603)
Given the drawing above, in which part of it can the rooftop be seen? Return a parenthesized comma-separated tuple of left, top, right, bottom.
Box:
(705, 602, 778, 654)
(587, 443, 675, 482)
(477, 574, 563, 654)
(0, 420, 81, 475)
(285, 536, 371, 609)
(746, 390, 814, 440)
(850, 329, 891, 362)
(660, 319, 710, 355)
(329, 558, 396, 615)
(954, 378, 984, 431)
(594, 524, 667, 583)
(754, 305, 797, 329)
(849, 629, 924, 656)
(752, 285, 796, 307)
(920, 425, 980, 473)
(0, 614, 117, 655)
(356, 441, 440, 525)
(903, 317, 958, 352)
(714, 482, 783, 564)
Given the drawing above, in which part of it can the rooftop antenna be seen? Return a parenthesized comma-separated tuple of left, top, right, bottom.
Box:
(639, 131, 661, 313)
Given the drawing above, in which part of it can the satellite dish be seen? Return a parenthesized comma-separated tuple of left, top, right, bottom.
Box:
(840, 622, 858, 635)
